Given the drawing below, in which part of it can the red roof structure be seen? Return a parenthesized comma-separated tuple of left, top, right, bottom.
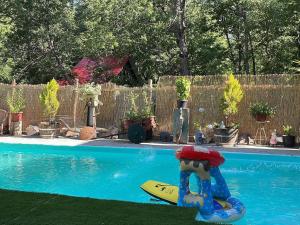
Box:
(70, 56, 130, 84)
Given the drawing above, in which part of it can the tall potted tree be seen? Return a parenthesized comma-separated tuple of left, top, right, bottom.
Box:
(215, 74, 244, 145)
(7, 88, 25, 136)
(39, 79, 60, 138)
(175, 77, 191, 108)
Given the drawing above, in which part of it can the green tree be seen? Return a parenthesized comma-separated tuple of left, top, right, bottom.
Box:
(79, 0, 179, 86)
(0, 16, 14, 83)
(3, 0, 78, 84)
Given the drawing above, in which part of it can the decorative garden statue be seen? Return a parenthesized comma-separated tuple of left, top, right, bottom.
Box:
(80, 83, 102, 128)
(79, 83, 102, 140)
(270, 129, 278, 146)
(86, 97, 95, 127)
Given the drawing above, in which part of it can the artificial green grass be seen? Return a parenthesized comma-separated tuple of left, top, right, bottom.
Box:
(0, 189, 228, 225)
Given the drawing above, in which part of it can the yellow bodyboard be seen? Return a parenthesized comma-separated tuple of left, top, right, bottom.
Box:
(140, 180, 227, 207)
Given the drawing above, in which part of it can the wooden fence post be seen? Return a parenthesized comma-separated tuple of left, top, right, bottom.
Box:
(8, 80, 16, 133)
(73, 79, 79, 128)
(8, 79, 23, 136)
(148, 79, 154, 109)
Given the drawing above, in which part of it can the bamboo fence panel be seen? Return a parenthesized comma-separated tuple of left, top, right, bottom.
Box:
(155, 84, 300, 137)
(0, 82, 153, 131)
(0, 75, 299, 137)
(158, 74, 300, 86)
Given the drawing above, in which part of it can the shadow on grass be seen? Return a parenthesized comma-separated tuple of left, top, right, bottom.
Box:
(0, 189, 229, 225)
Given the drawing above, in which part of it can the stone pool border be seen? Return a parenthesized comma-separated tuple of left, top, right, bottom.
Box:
(0, 136, 299, 156)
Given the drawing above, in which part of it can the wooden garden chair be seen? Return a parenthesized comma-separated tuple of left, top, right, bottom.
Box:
(0, 109, 8, 135)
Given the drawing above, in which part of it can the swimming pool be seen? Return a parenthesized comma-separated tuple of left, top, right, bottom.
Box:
(0, 143, 299, 225)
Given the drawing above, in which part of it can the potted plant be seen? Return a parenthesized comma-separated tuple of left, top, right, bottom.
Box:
(249, 102, 276, 122)
(7, 88, 25, 123)
(123, 92, 139, 130)
(175, 77, 191, 109)
(6, 88, 25, 135)
(215, 74, 244, 145)
(39, 79, 60, 138)
(123, 91, 156, 140)
(282, 125, 296, 147)
(140, 91, 156, 131)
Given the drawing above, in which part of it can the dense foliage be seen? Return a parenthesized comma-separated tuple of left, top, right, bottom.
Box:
(0, 0, 299, 85)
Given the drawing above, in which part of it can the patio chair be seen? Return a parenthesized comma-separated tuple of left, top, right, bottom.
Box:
(0, 109, 8, 135)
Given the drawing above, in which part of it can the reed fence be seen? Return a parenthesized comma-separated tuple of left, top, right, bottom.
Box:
(0, 74, 299, 138)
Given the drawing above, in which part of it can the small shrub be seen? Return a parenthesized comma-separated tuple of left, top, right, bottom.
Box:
(126, 91, 154, 120)
(126, 92, 139, 120)
(249, 102, 275, 117)
(175, 77, 191, 100)
(283, 125, 294, 136)
(140, 91, 153, 119)
(7, 88, 25, 113)
(39, 79, 60, 120)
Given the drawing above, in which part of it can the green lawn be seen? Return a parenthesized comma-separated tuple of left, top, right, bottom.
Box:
(0, 189, 227, 225)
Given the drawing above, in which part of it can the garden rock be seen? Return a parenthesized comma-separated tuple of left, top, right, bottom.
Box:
(26, 125, 39, 136)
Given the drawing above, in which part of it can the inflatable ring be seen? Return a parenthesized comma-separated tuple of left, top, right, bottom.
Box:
(196, 197, 246, 223)
(176, 146, 225, 167)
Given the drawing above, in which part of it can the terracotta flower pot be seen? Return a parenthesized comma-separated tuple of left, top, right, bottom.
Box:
(79, 126, 96, 140)
(122, 119, 135, 130)
(11, 112, 23, 122)
(141, 116, 156, 130)
(255, 114, 267, 122)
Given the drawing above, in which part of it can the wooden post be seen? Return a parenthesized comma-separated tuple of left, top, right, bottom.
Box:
(148, 79, 154, 113)
(148, 79, 153, 100)
(8, 79, 16, 134)
(73, 79, 79, 128)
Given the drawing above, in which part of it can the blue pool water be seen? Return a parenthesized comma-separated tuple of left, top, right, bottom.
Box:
(0, 143, 299, 225)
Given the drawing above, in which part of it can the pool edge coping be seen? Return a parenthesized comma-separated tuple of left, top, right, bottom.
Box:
(0, 136, 300, 156)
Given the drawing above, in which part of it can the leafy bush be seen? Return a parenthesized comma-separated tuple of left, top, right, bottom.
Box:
(39, 79, 60, 120)
(126, 92, 139, 120)
(6, 88, 25, 113)
(220, 74, 244, 124)
(283, 125, 294, 136)
(126, 91, 153, 120)
(249, 102, 275, 117)
(175, 77, 191, 100)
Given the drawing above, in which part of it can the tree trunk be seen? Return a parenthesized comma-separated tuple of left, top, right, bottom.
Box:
(237, 33, 243, 74)
(249, 31, 256, 75)
(297, 24, 300, 58)
(176, 0, 189, 75)
(242, 9, 250, 75)
(225, 30, 237, 74)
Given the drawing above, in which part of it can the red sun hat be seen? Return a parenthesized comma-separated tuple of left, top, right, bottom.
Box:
(176, 146, 225, 167)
